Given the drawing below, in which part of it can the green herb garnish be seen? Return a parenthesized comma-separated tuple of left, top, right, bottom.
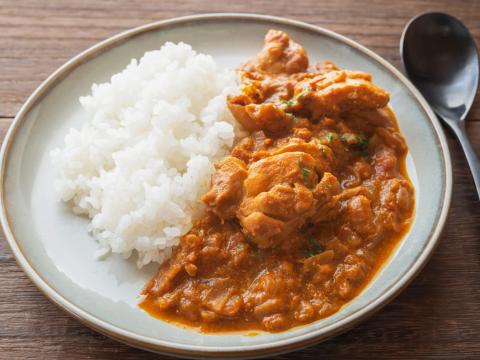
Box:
(238, 242, 245, 249)
(286, 112, 297, 122)
(246, 237, 265, 261)
(297, 89, 309, 99)
(305, 238, 325, 257)
(298, 85, 312, 99)
(251, 250, 265, 261)
(360, 149, 372, 162)
(340, 133, 356, 143)
(298, 161, 311, 187)
(357, 134, 369, 147)
(280, 98, 295, 107)
(326, 183, 332, 189)
(302, 167, 310, 179)
(353, 133, 370, 160)
(340, 132, 371, 161)
(326, 132, 335, 143)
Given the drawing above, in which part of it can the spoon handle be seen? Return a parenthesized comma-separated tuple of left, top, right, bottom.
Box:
(447, 119, 480, 199)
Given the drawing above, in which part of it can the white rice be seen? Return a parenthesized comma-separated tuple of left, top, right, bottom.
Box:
(51, 42, 240, 267)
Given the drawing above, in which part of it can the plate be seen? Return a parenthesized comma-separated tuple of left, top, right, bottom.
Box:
(0, 13, 452, 359)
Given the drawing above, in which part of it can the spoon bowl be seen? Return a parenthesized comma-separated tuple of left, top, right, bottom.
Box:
(401, 12, 480, 198)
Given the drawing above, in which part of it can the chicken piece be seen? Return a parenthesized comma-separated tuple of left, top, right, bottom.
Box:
(204, 283, 243, 318)
(291, 127, 313, 141)
(260, 75, 299, 102)
(302, 249, 335, 278)
(239, 152, 318, 248)
(143, 233, 202, 296)
(235, 70, 302, 106)
(294, 70, 389, 117)
(244, 183, 315, 221)
(242, 29, 309, 74)
(312, 60, 339, 74)
(270, 137, 335, 175)
(345, 195, 376, 236)
(314, 172, 341, 198)
(352, 159, 373, 181)
(247, 103, 293, 133)
(239, 212, 285, 248)
(242, 261, 301, 331)
(331, 254, 369, 299)
(239, 183, 315, 248)
(312, 172, 342, 223)
(231, 131, 272, 164)
(227, 98, 294, 134)
(380, 178, 412, 213)
(347, 108, 394, 127)
(375, 178, 413, 232)
(375, 127, 407, 153)
(244, 151, 317, 197)
(372, 146, 398, 179)
(227, 98, 255, 131)
(202, 157, 248, 219)
(314, 179, 374, 228)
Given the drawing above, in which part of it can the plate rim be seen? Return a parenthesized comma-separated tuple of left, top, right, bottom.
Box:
(0, 12, 452, 358)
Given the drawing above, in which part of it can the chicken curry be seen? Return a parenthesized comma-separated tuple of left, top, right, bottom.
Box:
(141, 30, 415, 332)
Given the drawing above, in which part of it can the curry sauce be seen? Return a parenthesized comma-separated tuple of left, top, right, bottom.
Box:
(140, 30, 415, 332)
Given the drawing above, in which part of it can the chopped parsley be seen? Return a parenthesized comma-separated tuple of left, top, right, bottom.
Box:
(298, 85, 312, 99)
(326, 132, 335, 143)
(237, 242, 245, 249)
(360, 150, 372, 162)
(305, 238, 325, 257)
(354, 134, 371, 161)
(280, 98, 295, 107)
(251, 251, 265, 261)
(340, 133, 353, 143)
(325, 183, 332, 189)
(244, 237, 265, 261)
(302, 166, 310, 179)
(309, 238, 324, 251)
(286, 112, 297, 122)
(298, 161, 311, 187)
(357, 133, 369, 147)
(281, 86, 312, 108)
(340, 132, 372, 162)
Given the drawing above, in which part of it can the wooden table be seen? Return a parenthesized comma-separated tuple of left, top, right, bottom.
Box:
(1, 1, 480, 359)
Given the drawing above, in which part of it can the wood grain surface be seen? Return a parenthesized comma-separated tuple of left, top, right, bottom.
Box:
(1, 1, 480, 359)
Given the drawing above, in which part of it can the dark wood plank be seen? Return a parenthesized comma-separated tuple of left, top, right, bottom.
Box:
(1, 1, 480, 359)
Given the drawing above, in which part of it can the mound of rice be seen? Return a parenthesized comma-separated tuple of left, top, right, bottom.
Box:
(51, 42, 240, 267)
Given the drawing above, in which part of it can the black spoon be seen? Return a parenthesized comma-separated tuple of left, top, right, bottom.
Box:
(401, 12, 480, 199)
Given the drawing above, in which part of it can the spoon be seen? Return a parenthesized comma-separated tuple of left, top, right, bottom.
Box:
(401, 12, 480, 199)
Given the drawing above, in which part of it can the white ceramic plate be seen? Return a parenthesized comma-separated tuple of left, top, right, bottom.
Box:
(0, 13, 451, 359)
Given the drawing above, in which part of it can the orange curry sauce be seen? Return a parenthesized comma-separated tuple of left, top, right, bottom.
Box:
(140, 30, 414, 332)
